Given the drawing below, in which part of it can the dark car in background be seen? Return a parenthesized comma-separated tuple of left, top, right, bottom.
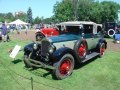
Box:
(103, 22, 117, 37)
(23, 21, 107, 80)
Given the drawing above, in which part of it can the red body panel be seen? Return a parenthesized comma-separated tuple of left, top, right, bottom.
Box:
(35, 28, 59, 37)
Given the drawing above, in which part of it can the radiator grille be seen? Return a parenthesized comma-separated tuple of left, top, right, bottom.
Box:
(41, 40, 50, 56)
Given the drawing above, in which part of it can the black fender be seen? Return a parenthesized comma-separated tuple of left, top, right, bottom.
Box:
(97, 39, 107, 49)
(24, 43, 34, 55)
(50, 47, 76, 62)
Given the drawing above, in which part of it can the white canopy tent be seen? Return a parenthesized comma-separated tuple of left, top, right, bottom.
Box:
(9, 19, 29, 25)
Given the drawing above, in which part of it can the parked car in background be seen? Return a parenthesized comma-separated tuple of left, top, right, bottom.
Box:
(35, 27, 59, 41)
(24, 21, 107, 80)
(102, 22, 118, 37)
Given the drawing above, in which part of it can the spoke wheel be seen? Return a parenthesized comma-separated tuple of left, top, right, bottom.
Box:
(99, 43, 105, 57)
(53, 54, 74, 80)
(78, 44, 86, 57)
(59, 59, 71, 76)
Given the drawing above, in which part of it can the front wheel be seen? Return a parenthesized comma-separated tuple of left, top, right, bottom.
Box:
(53, 54, 74, 80)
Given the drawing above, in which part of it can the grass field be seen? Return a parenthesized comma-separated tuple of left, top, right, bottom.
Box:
(0, 39, 120, 90)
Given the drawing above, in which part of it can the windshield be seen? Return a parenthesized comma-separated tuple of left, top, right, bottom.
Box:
(57, 25, 82, 35)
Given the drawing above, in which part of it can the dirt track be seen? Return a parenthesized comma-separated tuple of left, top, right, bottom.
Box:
(10, 30, 120, 52)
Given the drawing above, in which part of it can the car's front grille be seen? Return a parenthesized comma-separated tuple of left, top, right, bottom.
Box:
(41, 40, 50, 56)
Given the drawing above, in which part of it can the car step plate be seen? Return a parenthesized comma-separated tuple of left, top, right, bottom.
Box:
(82, 52, 100, 63)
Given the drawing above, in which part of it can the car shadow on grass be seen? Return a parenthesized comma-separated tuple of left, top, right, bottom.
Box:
(74, 56, 99, 69)
(12, 59, 22, 64)
(26, 67, 54, 80)
(25, 56, 100, 80)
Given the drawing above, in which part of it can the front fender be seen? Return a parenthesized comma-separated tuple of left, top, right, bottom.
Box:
(24, 43, 34, 53)
(50, 47, 76, 62)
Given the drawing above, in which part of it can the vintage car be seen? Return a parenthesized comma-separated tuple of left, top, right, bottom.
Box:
(24, 21, 107, 80)
(35, 27, 59, 41)
(103, 22, 118, 37)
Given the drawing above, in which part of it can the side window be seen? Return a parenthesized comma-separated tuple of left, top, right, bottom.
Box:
(83, 25, 93, 34)
(97, 26, 102, 33)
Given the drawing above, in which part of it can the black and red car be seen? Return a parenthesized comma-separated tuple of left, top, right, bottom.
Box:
(24, 21, 107, 80)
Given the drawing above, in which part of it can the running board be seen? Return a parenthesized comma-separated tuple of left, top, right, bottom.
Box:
(82, 52, 100, 63)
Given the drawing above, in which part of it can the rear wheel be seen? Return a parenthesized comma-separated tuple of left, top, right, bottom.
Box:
(98, 43, 106, 58)
(74, 40, 87, 62)
(53, 54, 74, 80)
(78, 43, 86, 59)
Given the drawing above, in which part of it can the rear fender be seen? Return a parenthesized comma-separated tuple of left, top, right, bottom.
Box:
(97, 39, 107, 49)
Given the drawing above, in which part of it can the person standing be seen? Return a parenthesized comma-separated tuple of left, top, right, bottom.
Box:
(1, 22, 7, 42)
(25, 25, 28, 35)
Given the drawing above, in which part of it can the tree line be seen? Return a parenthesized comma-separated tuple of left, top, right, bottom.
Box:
(53, 0, 120, 23)
(0, 0, 120, 24)
(0, 7, 39, 24)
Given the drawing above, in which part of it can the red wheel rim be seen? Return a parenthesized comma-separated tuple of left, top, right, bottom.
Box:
(100, 44, 105, 55)
(59, 59, 72, 76)
(78, 44, 86, 57)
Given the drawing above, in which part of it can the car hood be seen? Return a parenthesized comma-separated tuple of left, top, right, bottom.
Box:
(48, 34, 81, 43)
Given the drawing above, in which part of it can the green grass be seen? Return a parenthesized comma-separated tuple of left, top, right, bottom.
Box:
(0, 39, 120, 90)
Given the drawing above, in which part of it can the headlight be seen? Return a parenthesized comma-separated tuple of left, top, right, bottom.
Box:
(48, 45, 55, 54)
(33, 43, 38, 50)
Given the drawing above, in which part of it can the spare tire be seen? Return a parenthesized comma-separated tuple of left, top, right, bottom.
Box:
(108, 29, 115, 37)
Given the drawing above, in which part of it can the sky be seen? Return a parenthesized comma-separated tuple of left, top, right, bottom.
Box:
(0, 0, 120, 19)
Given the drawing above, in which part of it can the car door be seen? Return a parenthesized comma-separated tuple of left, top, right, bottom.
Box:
(83, 24, 95, 50)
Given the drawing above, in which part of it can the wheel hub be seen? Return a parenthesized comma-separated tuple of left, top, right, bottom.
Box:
(78, 44, 86, 57)
(59, 60, 71, 75)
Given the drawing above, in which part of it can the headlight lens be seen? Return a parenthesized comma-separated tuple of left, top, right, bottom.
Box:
(33, 43, 38, 50)
(48, 45, 55, 54)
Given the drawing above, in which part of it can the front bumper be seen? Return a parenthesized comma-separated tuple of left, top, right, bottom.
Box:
(24, 56, 55, 70)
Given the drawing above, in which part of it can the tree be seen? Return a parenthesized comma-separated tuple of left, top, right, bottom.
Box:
(53, 0, 73, 22)
(15, 12, 27, 21)
(100, 1, 120, 23)
(26, 7, 33, 24)
(53, 0, 120, 23)
(0, 12, 15, 22)
(34, 16, 41, 24)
